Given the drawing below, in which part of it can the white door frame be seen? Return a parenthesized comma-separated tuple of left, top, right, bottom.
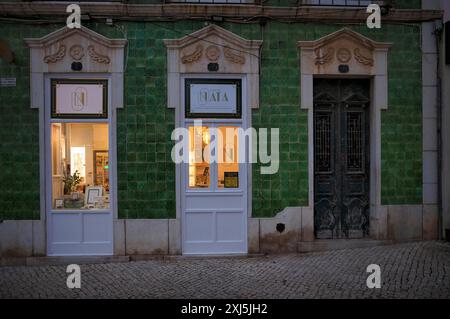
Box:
(179, 73, 250, 255)
(44, 73, 115, 256)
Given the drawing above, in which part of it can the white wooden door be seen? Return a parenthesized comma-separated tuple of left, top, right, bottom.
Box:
(182, 124, 248, 255)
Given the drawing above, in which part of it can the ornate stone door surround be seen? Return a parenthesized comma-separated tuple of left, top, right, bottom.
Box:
(164, 24, 262, 253)
(298, 28, 391, 239)
(25, 26, 127, 255)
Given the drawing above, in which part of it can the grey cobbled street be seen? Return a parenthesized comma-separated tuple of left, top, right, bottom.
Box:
(1, 241, 450, 299)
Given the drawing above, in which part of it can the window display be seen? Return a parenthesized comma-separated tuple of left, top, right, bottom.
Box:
(51, 123, 110, 210)
(187, 125, 240, 189)
(217, 126, 239, 189)
(188, 126, 210, 188)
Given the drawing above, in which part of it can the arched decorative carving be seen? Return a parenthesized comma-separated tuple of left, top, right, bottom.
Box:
(205, 45, 220, 62)
(69, 44, 84, 61)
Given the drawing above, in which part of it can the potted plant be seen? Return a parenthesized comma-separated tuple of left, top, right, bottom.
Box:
(63, 170, 82, 199)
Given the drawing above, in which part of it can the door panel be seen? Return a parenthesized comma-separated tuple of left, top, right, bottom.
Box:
(314, 79, 370, 239)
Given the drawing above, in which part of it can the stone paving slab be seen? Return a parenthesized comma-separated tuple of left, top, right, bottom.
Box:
(0, 241, 449, 299)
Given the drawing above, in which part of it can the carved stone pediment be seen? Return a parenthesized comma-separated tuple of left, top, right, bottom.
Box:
(25, 26, 127, 73)
(25, 26, 127, 109)
(164, 24, 262, 109)
(164, 24, 262, 74)
(298, 28, 391, 76)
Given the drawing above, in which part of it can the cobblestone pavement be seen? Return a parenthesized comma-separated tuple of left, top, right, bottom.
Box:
(1, 241, 450, 299)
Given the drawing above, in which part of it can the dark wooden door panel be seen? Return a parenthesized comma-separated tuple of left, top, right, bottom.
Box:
(314, 79, 370, 239)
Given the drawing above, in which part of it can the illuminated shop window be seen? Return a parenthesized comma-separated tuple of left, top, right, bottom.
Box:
(217, 126, 239, 189)
(188, 126, 211, 188)
(51, 123, 110, 210)
(187, 126, 240, 189)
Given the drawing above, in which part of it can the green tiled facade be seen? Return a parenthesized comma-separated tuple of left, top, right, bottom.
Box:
(0, 15, 423, 220)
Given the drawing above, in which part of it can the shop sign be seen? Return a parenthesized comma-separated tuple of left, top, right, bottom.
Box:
(185, 79, 241, 118)
(51, 79, 108, 118)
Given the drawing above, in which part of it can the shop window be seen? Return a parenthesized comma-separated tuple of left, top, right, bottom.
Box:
(187, 125, 240, 189)
(51, 123, 110, 210)
(217, 126, 239, 189)
(188, 126, 211, 188)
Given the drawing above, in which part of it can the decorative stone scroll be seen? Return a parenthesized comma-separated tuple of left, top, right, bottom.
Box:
(87, 45, 110, 64)
(43, 44, 66, 63)
(181, 45, 203, 64)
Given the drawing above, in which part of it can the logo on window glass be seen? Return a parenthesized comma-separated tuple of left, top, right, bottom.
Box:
(72, 87, 87, 111)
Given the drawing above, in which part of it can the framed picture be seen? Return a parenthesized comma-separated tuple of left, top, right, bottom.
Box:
(51, 79, 108, 119)
(185, 79, 242, 118)
(55, 199, 64, 209)
(85, 186, 103, 206)
(224, 172, 239, 188)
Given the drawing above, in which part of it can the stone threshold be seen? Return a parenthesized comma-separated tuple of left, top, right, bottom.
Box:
(297, 239, 396, 253)
(0, 253, 269, 267)
(1, 255, 130, 267)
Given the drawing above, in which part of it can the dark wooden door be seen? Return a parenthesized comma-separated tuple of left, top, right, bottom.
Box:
(313, 79, 370, 239)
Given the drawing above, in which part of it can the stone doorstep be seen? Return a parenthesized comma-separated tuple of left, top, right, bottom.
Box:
(0, 253, 267, 267)
(129, 253, 265, 262)
(1, 255, 130, 267)
(297, 239, 396, 253)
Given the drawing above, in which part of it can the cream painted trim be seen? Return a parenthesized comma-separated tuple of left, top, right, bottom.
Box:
(298, 28, 391, 239)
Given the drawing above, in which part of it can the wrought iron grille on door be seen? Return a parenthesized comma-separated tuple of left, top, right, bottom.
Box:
(313, 79, 370, 239)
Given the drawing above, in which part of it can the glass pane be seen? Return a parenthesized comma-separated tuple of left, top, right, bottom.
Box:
(217, 126, 239, 189)
(51, 123, 110, 210)
(188, 126, 210, 188)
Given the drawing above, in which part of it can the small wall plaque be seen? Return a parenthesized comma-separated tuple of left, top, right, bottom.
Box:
(0, 78, 16, 87)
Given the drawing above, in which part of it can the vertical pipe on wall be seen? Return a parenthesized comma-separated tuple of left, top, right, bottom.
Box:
(435, 21, 444, 240)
